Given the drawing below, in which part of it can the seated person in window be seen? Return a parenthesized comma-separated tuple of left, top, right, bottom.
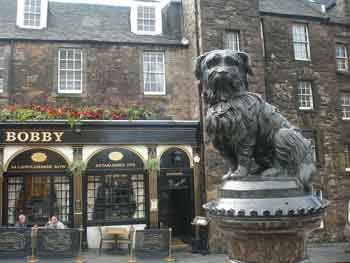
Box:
(94, 176, 136, 220)
(15, 214, 27, 228)
(45, 216, 65, 229)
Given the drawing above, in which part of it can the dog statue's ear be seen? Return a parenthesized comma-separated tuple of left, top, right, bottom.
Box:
(236, 52, 253, 75)
(194, 52, 209, 80)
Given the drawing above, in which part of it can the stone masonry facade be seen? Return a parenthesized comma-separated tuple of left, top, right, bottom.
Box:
(197, 0, 350, 252)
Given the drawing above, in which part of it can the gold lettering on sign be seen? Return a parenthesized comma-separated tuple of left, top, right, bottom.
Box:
(17, 132, 29, 142)
(108, 152, 124, 161)
(30, 132, 40, 142)
(6, 132, 16, 142)
(53, 132, 64, 142)
(4, 131, 65, 143)
(31, 152, 47, 163)
(42, 132, 52, 142)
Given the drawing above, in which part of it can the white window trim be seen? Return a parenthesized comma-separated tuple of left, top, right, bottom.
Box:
(130, 3, 162, 35)
(292, 24, 311, 61)
(224, 31, 240, 52)
(143, 52, 166, 96)
(336, 44, 348, 72)
(57, 49, 83, 94)
(341, 94, 350, 120)
(297, 81, 314, 110)
(16, 0, 48, 29)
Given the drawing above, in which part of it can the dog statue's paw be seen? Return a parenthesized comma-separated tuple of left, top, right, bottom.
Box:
(222, 166, 248, 181)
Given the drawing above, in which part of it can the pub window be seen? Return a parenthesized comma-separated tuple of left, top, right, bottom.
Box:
(160, 148, 191, 170)
(297, 81, 313, 110)
(336, 44, 348, 72)
(86, 174, 146, 224)
(85, 148, 147, 225)
(58, 48, 83, 94)
(5, 149, 72, 226)
(224, 31, 240, 52)
(292, 24, 311, 61)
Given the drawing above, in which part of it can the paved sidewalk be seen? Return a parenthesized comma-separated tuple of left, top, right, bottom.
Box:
(1, 243, 350, 263)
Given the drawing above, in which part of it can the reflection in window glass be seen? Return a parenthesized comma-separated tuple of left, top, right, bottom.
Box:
(87, 174, 145, 224)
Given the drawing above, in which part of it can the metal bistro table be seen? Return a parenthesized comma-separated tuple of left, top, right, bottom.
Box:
(104, 227, 131, 251)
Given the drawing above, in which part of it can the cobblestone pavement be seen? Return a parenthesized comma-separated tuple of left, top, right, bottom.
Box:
(1, 243, 350, 263)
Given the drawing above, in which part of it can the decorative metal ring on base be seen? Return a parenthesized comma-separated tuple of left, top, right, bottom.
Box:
(74, 256, 85, 263)
(26, 256, 38, 263)
(164, 256, 176, 262)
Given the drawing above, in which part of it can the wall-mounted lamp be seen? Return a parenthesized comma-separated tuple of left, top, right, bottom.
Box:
(193, 154, 200, 163)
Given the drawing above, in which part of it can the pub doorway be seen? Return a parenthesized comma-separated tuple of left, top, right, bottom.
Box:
(158, 148, 194, 243)
(3, 148, 73, 226)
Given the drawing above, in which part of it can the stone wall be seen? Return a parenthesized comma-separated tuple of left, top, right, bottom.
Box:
(0, 41, 199, 120)
(199, 0, 350, 252)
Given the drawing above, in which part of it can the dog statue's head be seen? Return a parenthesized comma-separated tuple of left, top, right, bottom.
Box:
(194, 50, 252, 104)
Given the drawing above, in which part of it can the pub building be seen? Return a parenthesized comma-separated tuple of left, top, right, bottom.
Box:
(0, 120, 201, 248)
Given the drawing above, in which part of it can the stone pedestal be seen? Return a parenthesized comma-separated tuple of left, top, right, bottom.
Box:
(204, 178, 328, 263)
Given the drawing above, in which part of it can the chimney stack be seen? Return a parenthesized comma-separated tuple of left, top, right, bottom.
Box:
(337, 0, 350, 18)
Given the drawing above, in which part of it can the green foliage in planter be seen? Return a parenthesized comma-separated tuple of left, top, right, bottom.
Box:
(69, 160, 86, 175)
(145, 158, 160, 172)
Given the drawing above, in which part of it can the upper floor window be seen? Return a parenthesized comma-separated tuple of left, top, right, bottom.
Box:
(336, 44, 348, 72)
(143, 51, 165, 95)
(16, 0, 48, 29)
(0, 48, 4, 93)
(131, 5, 162, 35)
(24, 0, 41, 27)
(341, 93, 350, 120)
(297, 81, 313, 110)
(58, 48, 83, 94)
(224, 31, 240, 52)
(345, 144, 350, 170)
(292, 24, 311, 61)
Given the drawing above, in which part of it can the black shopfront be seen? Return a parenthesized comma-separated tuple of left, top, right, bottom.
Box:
(0, 120, 201, 242)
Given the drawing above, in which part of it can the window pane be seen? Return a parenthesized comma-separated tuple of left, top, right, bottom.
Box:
(24, 0, 41, 27)
(224, 32, 240, 52)
(341, 94, 350, 119)
(293, 24, 310, 60)
(143, 52, 165, 94)
(137, 6, 156, 32)
(336, 45, 348, 71)
(87, 174, 146, 223)
(298, 81, 313, 110)
(58, 49, 83, 93)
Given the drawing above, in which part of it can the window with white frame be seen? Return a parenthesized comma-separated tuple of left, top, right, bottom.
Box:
(336, 44, 348, 72)
(24, 0, 41, 27)
(292, 24, 311, 60)
(0, 48, 4, 93)
(143, 52, 165, 95)
(16, 0, 48, 29)
(297, 81, 313, 110)
(58, 49, 83, 94)
(341, 93, 350, 120)
(131, 5, 162, 35)
(224, 31, 240, 52)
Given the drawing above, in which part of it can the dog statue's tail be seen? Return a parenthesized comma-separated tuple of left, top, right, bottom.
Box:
(274, 128, 316, 191)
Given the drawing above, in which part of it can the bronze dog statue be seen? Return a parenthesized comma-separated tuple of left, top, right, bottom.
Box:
(195, 50, 315, 191)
